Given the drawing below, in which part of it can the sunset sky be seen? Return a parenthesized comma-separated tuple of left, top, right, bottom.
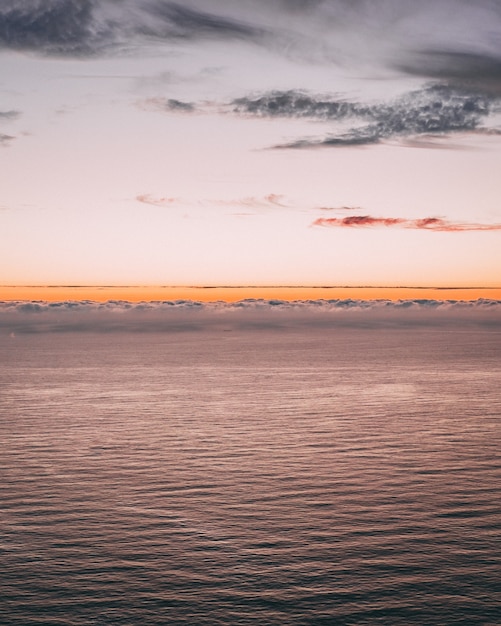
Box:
(2, 0, 501, 300)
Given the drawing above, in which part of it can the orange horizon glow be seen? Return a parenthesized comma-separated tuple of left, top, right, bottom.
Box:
(1, 285, 501, 302)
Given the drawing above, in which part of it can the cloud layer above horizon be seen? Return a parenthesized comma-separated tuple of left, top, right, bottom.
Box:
(1, 299, 500, 334)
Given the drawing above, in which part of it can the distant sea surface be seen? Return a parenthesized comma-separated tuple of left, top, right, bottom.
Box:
(2, 328, 501, 625)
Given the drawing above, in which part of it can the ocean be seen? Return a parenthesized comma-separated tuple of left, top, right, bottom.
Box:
(1, 326, 501, 625)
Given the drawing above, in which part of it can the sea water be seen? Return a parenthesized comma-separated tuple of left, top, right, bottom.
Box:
(1, 328, 501, 625)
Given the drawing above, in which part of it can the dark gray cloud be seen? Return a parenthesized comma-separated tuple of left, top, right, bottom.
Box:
(397, 51, 501, 90)
(0, 0, 263, 57)
(1, 0, 500, 103)
(138, 97, 198, 115)
(2, 298, 500, 333)
(0, 0, 500, 89)
(140, 83, 499, 148)
(254, 1, 501, 91)
(232, 85, 498, 148)
(0, 0, 105, 56)
(143, 2, 263, 41)
(158, 97, 196, 112)
(232, 91, 359, 120)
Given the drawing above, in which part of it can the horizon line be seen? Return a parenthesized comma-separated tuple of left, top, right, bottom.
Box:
(3, 285, 501, 290)
(3, 285, 501, 304)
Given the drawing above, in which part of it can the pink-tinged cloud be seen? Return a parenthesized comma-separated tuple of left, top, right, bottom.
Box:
(412, 217, 501, 231)
(136, 194, 179, 207)
(136, 193, 288, 210)
(318, 206, 362, 212)
(213, 194, 288, 208)
(264, 193, 287, 207)
(313, 215, 501, 231)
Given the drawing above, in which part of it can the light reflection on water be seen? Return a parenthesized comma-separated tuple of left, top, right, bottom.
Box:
(1, 329, 501, 625)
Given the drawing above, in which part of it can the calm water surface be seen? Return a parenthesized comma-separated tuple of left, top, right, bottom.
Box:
(1, 329, 501, 625)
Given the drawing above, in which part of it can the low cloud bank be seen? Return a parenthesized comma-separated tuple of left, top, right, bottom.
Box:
(1, 299, 500, 334)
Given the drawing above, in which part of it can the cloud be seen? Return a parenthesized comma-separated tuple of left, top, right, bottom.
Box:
(0, 133, 15, 145)
(313, 215, 501, 231)
(0, 0, 106, 56)
(396, 51, 501, 93)
(262, 193, 287, 207)
(143, 2, 263, 41)
(315, 216, 405, 227)
(163, 98, 196, 112)
(0, 0, 264, 57)
(232, 85, 499, 148)
(276, 133, 380, 149)
(0, 111, 20, 146)
(136, 194, 179, 207)
(212, 193, 288, 209)
(135, 193, 288, 210)
(0, 110, 20, 120)
(139, 84, 498, 149)
(1, 298, 500, 333)
(232, 91, 359, 120)
(272, 0, 501, 88)
(1, 0, 500, 94)
(318, 206, 363, 212)
(140, 97, 197, 113)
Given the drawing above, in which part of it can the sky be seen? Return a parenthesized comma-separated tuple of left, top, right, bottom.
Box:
(1, 0, 501, 300)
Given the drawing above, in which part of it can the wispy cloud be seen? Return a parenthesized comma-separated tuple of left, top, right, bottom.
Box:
(231, 85, 499, 148)
(274, 0, 501, 90)
(0, 133, 15, 146)
(140, 84, 500, 148)
(396, 51, 501, 94)
(0, 110, 20, 120)
(143, 2, 264, 42)
(140, 97, 197, 114)
(136, 194, 180, 207)
(313, 215, 501, 232)
(212, 194, 288, 209)
(318, 206, 362, 212)
(0, 110, 20, 146)
(0, 1, 264, 57)
(135, 193, 288, 210)
(1, 0, 501, 97)
(2, 298, 500, 333)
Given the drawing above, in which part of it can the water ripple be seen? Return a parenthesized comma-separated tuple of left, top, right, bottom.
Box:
(1, 329, 500, 625)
